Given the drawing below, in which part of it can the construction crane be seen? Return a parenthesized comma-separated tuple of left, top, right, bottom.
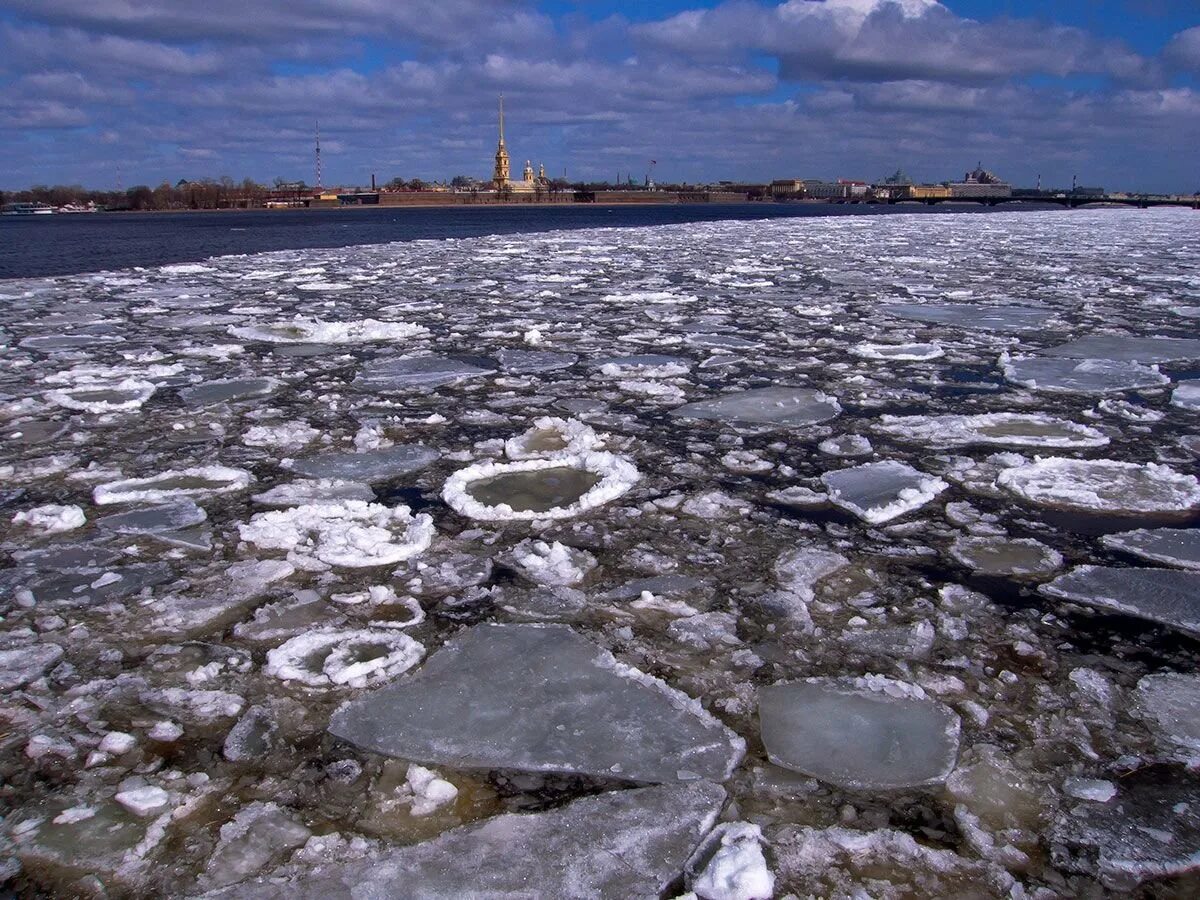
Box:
(645, 159, 657, 190)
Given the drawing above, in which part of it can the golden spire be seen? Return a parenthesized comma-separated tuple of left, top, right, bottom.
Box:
(498, 94, 505, 147)
(493, 94, 510, 188)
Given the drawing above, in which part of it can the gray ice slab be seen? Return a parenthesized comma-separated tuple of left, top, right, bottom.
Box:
(821, 460, 946, 524)
(19, 333, 125, 351)
(497, 348, 578, 373)
(1002, 357, 1169, 394)
(2, 421, 68, 446)
(670, 386, 840, 427)
(1051, 767, 1200, 888)
(1102, 528, 1200, 571)
(96, 500, 207, 535)
(1041, 335, 1200, 363)
(0, 563, 174, 607)
(1133, 673, 1200, 752)
(355, 355, 495, 391)
(329, 623, 744, 783)
(1040, 566, 1200, 636)
(593, 353, 690, 370)
(759, 679, 961, 790)
(282, 445, 438, 482)
(0, 643, 64, 690)
(885, 302, 1053, 331)
(11, 545, 125, 570)
(179, 378, 279, 406)
(202, 782, 724, 900)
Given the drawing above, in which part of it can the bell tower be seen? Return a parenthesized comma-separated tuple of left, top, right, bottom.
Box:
(493, 95, 510, 189)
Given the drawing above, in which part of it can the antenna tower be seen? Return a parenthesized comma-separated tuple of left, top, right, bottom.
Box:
(315, 121, 323, 191)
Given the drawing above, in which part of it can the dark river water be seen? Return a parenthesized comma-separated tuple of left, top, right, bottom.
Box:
(0, 202, 1059, 279)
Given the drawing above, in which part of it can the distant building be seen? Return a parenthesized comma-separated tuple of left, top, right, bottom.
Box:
(803, 180, 852, 199)
(770, 179, 804, 197)
(948, 164, 1012, 199)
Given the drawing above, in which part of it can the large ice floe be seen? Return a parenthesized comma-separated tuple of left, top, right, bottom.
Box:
(238, 501, 434, 569)
(874, 412, 1108, 449)
(759, 676, 960, 790)
(996, 457, 1200, 518)
(1001, 355, 1169, 394)
(1040, 566, 1200, 636)
(329, 623, 745, 782)
(670, 386, 841, 427)
(8, 208, 1200, 896)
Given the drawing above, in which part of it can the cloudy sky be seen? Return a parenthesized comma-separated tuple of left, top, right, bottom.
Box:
(1, 0, 1197, 192)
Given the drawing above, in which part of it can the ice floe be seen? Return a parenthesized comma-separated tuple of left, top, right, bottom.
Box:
(1101, 527, 1200, 570)
(671, 386, 841, 427)
(203, 782, 723, 899)
(442, 451, 638, 521)
(1041, 565, 1200, 635)
(282, 445, 438, 482)
(266, 628, 424, 688)
(997, 457, 1200, 518)
(229, 317, 428, 344)
(758, 676, 960, 790)
(354, 355, 495, 391)
(875, 412, 1108, 449)
(11, 504, 86, 533)
(329, 623, 745, 782)
(821, 460, 948, 524)
(239, 500, 434, 569)
(94, 466, 253, 505)
(1001, 355, 1169, 394)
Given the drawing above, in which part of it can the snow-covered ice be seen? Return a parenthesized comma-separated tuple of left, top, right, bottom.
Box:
(821, 460, 948, 524)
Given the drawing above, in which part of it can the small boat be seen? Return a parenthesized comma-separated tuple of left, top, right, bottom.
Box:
(1, 202, 56, 216)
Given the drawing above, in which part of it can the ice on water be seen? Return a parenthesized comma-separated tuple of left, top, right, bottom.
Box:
(330, 623, 744, 783)
(5, 208, 1200, 896)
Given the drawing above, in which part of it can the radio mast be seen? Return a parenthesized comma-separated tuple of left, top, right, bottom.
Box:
(315, 121, 323, 191)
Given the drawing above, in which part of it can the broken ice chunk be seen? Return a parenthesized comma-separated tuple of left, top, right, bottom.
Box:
(497, 348, 577, 373)
(685, 821, 774, 900)
(179, 378, 279, 407)
(885, 301, 1053, 331)
(1132, 673, 1200, 753)
(95, 500, 206, 535)
(1051, 765, 1200, 889)
(503, 416, 600, 460)
(670, 386, 840, 428)
(821, 460, 948, 525)
(758, 676, 961, 790)
(506, 539, 596, 586)
(251, 479, 374, 508)
(202, 782, 724, 900)
(354, 355, 495, 391)
(11, 504, 86, 533)
(329, 623, 744, 783)
(198, 802, 311, 891)
(282, 445, 438, 482)
(949, 536, 1062, 579)
(0, 643, 65, 690)
(852, 342, 943, 361)
(1172, 381, 1200, 412)
(1040, 566, 1200, 637)
(239, 501, 434, 569)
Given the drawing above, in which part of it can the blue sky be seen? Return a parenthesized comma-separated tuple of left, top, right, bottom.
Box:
(1, 0, 1197, 191)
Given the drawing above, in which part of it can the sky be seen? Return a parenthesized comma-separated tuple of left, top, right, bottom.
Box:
(0, 0, 1197, 192)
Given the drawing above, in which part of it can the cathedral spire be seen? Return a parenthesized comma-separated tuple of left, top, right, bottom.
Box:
(498, 94, 505, 146)
(493, 94, 511, 189)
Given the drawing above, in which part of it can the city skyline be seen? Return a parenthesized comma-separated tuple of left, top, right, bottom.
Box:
(1, 0, 1198, 193)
